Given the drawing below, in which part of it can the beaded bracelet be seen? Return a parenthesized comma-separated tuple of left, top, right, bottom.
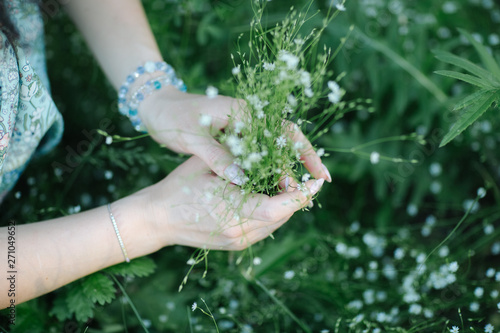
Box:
(107, 203, 130, 263)
(118, 61, 187, 132)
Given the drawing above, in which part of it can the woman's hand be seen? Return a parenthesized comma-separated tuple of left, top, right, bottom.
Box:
(138, 86, 332, 185)
(129, 156, 325, 251)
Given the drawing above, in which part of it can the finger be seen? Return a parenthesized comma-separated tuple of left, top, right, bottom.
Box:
(190, 139, 246, 186)
(240, 178, 325, 222)
(285, 121, 332, 183)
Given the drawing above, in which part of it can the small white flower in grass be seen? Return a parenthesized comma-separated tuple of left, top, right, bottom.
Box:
(425, 215, 437, 226)
(263, 62, 275, 71)
(350, 220, 360, 233)
(199, 114, 212, 127)
(492, 242, 500, 255)
(477, 187, 486, 198)
(421, 225, 431, 237)
(105, 136, 113, 145)
(363, 289, 375, 305)
(409, 303, 422, 315)
(423, 308, 434, 318)
(278, 50, 299, 70)
(449, 326, 459, 333)
(347, 299, 363, 310)
(276, 136, 287, 149)
(317, 148, 325, 157)
(416, 253, 426, 264)
(373, 328, 381, 333)
(474, 286, 484, 298)
(283, 104, 294, 114)
(294, 38, 304, 46)
(264, 129, 272, 137)
(394, 248, 405, 260)
(463, 199, 480, 213)
(253, 257, 262, 265)
(142, 319, 152, 328)
(438, 246, 449, 257)
(191, 302, 197, 311)
(226, 135, 244, 156)
(469, 301, 480, 312)
(407, 203, 418, 217)
(370, 151, 380, 164)
(234, 121, 244, 134)
(302, 173, 311, 182)
(206, 85, 218, 98)
(484, 324, 494, 333)
(232, 66, 240, 75)
(430, 181, 442, 194)
(429, 162, 442, 176)
(484, 224, 494, 235)
(336, 3, 346, 11)
(449, 261, 459, 272)
(287, 94, 297, 107)
(491, 290, 499, 298)
(284, 270, 295, 279)
(294, 141, 304, 150)
(497, 302, 500, 311)
(305, 87, 314, 98)
(186, 258, 196, 265)
(496, 272, 500, 282)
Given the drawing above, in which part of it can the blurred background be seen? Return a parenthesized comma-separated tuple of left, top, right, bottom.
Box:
(1, 0, 500, 332)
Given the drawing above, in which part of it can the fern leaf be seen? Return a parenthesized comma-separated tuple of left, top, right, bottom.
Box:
(440, 90, 498, 147)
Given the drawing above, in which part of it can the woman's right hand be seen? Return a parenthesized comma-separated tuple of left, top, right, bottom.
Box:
(123, 156, 325, 252)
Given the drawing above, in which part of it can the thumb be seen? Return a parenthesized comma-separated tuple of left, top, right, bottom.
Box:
(191, 139, 246, 186)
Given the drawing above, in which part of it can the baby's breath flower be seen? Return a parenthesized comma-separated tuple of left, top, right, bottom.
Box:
(191, 302, 197, 311)
(474, 286, 484, 298)
(448, 261, 459, 272)
(469, 301, 480, 312)
(302, 173, 311, 182)
(287, 94, 297, 107)
(278, 50, 300, 70)
(305, 87, 314, 98)
(105, 136, 113, 145)
(327, 80, 343, 103)
(370, 151, 380, 164)
(232, 65, 241, 75)
(449, 326, 459, 333)
(276, 136, 287, 149)
(234, 121, 245, 134)
(394, 248, 405, 260)
(491, 290, 499, 298)
(317, 148, 325, 157)
(186, 258, 196, 265)
(284, 270, 295, 279)
(263, 62, 275, 71)
(409, 303, 422, 315)
(206, 85, 218, 98)
(438, 246, 449, 257)
(199, 114, 212, 127)
(484, 324, 494, 333)
(226, 135, 244, 156)
(297, 182, 308, 194)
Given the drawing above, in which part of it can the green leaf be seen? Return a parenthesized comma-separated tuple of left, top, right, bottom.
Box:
(66, 283, 95, 322)
(49, 296, 73, 321)
(440, 90, 498, 147)
(434, 70, 495, 88)
(82, 273, 116, 305)
(433, 50, 499, 86)
(104, 256, 156, 278)
(458, 28, 500, 79)
(452, 89, 490, 111)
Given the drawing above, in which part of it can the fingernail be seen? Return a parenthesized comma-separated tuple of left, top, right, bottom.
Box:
(307, 201, 314, 208)
(322, 163, 332, 183)
(224, 163, 245, 186)
(285, 177, 290, 191)
(310, 178, 324, 195)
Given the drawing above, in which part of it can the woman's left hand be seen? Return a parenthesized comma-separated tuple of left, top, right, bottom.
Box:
(138, 86, 332, 185)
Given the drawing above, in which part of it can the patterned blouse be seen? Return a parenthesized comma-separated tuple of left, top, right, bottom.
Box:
(0, 0, 64, 202)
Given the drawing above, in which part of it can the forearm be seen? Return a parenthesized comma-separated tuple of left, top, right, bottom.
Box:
(63, 0, 163, 90)
(0, 194, 159, 308)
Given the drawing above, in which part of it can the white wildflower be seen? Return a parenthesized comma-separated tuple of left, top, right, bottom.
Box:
(429, 162, 442, 176)
(448, 261, 459, 272)
(287, 94, 297, 107)
(409, 303, 422, 315)
(336, 3, 346, 11)
(449, 326, 459, 333)
(492, 241, 500, 255)
(488, 268, 497, 277)
(407, 203, 418, 216)
(253, 257, 262, 265)
(347, 299, 363, 310)
(276, 136, 287, 149)
(278, 50, 300, 70)
(234, 121, 245, 134)
(438, 246, 449, 257)
(394, 248, 405, 260)
(294, 38, 304, 46)
(263, 62, 275, 71)
(484, 324, 494, 333)
(363, 289, 375, 305)
(191, 302, 197, 311)
(317, 148, 325, 157)
(305, 87, 314, 98)
(187, 258, 196, 265)
(226, 135, 244, 156)
(474, 286, 484, 298)
(469, 301, 480, 312)
(477, 187, 487, 198)
(284, 270, 295, 280)
(199, 114, 212, 127)
(302, 173, 311, 182)
(206, 85, 218, 98)
(232, 66, 241, 75)
(484, 224, 494, 235)
(491, 290, 499, 298)
(264, 129, 272, 137)
(105, 136, 113, 145)
(370, 151, 380, 164)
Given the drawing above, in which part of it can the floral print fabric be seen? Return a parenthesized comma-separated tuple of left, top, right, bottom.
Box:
(0, 0, 64, 202)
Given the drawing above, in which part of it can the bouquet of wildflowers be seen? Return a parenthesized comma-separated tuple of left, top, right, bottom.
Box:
(217, 0, 348, 198)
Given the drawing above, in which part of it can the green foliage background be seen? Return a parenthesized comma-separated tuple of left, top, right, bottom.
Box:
(1, 0, 500, 332)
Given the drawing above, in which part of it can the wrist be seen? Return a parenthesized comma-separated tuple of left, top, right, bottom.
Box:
(111, 189, 164, 259)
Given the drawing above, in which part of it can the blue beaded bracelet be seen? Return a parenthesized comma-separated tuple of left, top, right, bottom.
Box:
(118, 61, 187, 132)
